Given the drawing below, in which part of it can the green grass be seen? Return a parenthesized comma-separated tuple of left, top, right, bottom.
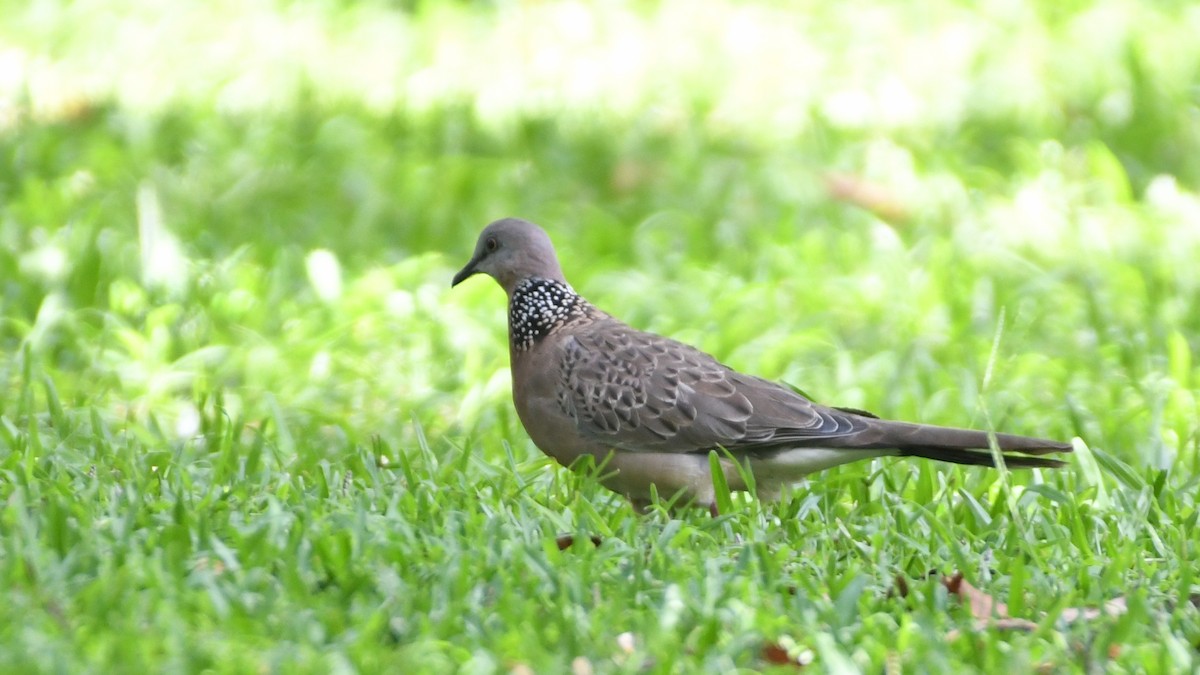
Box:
(1, 0, 1199, 672)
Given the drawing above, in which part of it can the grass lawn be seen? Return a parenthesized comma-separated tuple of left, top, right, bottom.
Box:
(1, 0, 1198, 672)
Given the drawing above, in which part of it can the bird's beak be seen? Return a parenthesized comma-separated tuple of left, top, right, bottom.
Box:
(451, 255, 482, 287)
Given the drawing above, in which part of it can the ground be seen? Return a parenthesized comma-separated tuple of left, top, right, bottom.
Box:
(0, 1, 1198, 672)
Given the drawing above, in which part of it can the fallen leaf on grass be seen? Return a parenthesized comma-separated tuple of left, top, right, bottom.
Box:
(824, 173, 910, 223)
(761, 642, 802, 668)
(768, 570, 1150, 668)
(942, 572, 1038, 632)
(766, 572, 1181, 671)
(1060, 597, 1128, 624)
(888, 570, 938, 599)
(761, 642, 793, 666)
(892, 571, 1133, 637)
(555, 534, 604, 550)
(760, 640, 813, 669)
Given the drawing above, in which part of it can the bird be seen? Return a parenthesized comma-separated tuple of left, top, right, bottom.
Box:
(452, 217, 1072, 511)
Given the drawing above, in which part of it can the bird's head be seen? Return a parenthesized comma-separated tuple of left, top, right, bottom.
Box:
(452, 218, 567, 294)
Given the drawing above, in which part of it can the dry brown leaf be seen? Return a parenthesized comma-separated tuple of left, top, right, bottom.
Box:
(760, 641, 812, 669)
(555, 534, 603, 550)
(939, 571, 1143, 634)
(943, 572, 1004, 621)
(796, 569, 1144, 660)
(941, 573, 1038, 631)
(990, 617, 1040, 632)
(823, 173, 910, 223)
(1059, 596, 1128, 623)
(761, 642, 801, 668)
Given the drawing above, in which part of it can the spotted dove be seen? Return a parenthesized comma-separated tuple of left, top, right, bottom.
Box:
(452, 218, 1072, 509)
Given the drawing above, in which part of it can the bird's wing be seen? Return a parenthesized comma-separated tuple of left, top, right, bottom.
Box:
(555, 321, 870, 454)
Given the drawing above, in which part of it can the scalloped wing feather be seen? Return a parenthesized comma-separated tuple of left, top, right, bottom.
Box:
(557, 320, 868, 454)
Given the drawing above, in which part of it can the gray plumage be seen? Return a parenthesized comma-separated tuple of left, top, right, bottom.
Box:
(453, 218, 1072, 508)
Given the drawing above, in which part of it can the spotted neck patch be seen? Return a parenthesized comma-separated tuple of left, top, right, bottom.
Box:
(509, 277, 589, 351)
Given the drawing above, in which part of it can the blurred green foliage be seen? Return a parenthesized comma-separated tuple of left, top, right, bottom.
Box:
(0, 0, 1198, 672)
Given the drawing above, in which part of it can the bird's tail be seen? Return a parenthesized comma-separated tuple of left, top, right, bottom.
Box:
(879, 422, 1073, 469)
(901, 446, 1068, 468)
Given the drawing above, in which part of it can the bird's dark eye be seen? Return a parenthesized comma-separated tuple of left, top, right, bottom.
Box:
(485, 237, 499, 252)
